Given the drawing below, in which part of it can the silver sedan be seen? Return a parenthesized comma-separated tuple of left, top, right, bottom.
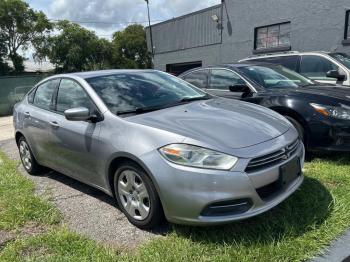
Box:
(13, 70, 304, 228)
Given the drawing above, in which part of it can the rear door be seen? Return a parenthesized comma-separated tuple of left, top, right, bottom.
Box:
(24, 79, 60, 166)
(46, 78, 103, 185)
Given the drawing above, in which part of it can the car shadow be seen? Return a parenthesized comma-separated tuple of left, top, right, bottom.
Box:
(36, 169, 170, 235)
(306, 151, 350, 163)
(170, 177, 333, 246)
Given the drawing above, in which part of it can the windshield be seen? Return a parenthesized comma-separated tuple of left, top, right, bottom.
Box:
(86, 71, 209, 115)
(330, 53, 350, 69)
(239, 65, 314, 89)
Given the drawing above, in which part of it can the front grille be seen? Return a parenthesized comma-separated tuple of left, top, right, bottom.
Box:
(246, 139, 300, 172)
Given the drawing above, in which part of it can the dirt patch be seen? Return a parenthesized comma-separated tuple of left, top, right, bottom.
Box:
(0, 222, 48, 251)
(0, 230, 16, 249)
(19, 222, 47, 237)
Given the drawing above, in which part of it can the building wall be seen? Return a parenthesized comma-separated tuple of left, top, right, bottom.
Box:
(149, 0, 350, 71)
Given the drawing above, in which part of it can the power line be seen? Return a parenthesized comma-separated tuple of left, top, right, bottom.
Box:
(49, 18, 167, 25)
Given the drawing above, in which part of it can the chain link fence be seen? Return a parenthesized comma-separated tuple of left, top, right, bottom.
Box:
(0, 74, 50, 116)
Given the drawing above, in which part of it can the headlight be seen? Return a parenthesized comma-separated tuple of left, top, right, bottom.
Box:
(310, 103, 350, 120)
(159, 144, 238, 170)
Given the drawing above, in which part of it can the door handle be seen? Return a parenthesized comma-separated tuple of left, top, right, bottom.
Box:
(49, 121, 60, 129)
(24, 112, 30, 118)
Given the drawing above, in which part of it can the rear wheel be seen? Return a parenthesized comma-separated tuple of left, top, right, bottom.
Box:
(114, 161, 163, 229)
(284, 116, 305, 143)
(18, 136, 43, 175)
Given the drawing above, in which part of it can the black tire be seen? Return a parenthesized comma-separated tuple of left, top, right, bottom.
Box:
(284, 116, 305, 143)
(113, 161, 164, 229)
(17, 136, 43, 175)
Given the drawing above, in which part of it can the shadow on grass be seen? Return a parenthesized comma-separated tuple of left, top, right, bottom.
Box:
(172, 177, 333, 246)
(306, 152, 350, 164)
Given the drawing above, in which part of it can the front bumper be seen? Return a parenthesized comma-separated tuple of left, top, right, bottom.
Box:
(140, 138, 305, 225)
(308, 119, 350, 152)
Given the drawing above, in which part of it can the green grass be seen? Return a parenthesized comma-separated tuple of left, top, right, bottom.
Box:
(0, 228, 123, 262)
(0, 151, 350, 261)
(0, 152, 60, 230)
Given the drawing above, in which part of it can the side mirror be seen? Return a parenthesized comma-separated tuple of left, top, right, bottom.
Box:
(64, 107, 91, 121)
(326, 70, 346, 81)
(229, 84, 251, 93)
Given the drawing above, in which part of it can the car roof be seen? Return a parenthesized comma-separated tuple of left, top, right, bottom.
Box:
(56, 69, 159, 79)
(242, 51, 334, 61)
(179, 61, 277, 76)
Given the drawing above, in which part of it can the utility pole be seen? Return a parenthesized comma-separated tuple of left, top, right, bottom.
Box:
(145, 0, 154, 60)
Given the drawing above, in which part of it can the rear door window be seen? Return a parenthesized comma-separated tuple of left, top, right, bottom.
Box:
(251, 56, 300, 71)
(182, 70, 209, 89)
(33, 79, 59, 110)
(299, 55, 339, 80)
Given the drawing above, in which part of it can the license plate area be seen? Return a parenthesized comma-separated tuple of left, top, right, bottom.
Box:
(279, 157, 301, 188)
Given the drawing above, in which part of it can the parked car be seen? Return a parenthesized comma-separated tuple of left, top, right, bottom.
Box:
(179, 63, 350, 152)
(240, 51, 350, 86)
(13, 70, 304, 229)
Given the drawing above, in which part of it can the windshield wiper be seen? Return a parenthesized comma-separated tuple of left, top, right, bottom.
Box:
(116, 105, 165, 116)
(116, 95, 211, 116)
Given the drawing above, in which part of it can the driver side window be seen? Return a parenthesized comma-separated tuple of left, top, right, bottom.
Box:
(56, 79, 93, 113)
(209, 69, 246, 90)
(299, 55, 338, 80)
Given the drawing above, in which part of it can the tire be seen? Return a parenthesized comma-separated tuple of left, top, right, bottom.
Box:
(113, 161, 164, 229)
(17, 136, 43, 175)
(284, 116, 305, 143)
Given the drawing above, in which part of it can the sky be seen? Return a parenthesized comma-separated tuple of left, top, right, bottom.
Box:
(25, 0, 221, 39)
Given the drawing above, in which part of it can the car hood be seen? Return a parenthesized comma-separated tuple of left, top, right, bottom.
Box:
(293, 85, 350, 101)
(127, 98, 290, 149)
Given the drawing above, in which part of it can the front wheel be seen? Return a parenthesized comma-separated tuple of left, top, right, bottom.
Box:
(114, 161, 164, 229)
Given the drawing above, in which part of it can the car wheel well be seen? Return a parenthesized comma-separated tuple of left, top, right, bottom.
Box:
(271, 107, 309, 143)
(15, 132, 24, 145)
(108, 157, 151, 197)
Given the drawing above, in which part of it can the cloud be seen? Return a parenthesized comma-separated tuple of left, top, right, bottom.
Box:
(45, 0, 220, 38)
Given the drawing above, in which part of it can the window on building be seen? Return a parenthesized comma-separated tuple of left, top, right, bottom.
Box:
(345, 10, 350, 39)
(255, 22, 291, 51)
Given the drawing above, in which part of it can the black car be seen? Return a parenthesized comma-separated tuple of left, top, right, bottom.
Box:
(179, 62, 350, 152)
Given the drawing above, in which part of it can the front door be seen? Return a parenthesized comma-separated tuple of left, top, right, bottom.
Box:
(299, 55, 345, 85)
(207, 69, 249, 99)
(46, 78, 103, 185)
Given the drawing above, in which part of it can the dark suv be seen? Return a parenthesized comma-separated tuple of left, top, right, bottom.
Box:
(179, 62, 350, 152)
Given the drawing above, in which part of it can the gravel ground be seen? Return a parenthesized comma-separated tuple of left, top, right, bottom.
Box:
(0, 138, 167, 250)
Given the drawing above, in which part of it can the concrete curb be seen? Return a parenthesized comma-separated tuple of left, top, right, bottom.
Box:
(311, 230, 350, 262)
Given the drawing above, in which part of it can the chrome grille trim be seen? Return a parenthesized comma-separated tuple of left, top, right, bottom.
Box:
(246, 139, 300, 172)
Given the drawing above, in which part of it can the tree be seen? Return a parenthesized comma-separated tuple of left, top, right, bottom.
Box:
(0, 33, 10, 75)
(112, 24, 151, 69)
(36, 21, 113, 72)
(0, 0, 51, 73)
